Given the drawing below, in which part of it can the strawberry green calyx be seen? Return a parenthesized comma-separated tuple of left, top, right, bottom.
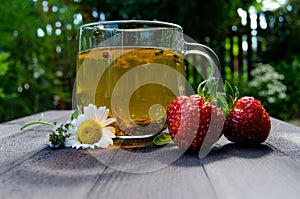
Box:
(197, 78, 239, 117)
(197, 77, 220, 107)
(223, 81, 239, 117)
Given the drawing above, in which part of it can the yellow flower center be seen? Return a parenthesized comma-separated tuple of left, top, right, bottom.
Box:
(77, 119, 103, 144)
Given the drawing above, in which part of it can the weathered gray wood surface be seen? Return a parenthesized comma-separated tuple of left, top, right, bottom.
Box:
(1, 111, 300, 199)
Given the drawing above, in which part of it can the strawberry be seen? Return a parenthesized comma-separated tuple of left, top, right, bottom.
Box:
(167, 94, 225, 153)
(223, 96, 271, 145)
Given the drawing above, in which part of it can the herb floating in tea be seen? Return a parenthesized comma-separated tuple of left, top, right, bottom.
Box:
(154, 49, 164, 55)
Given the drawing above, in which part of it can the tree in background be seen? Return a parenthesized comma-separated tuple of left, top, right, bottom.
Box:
(78, 0, 255, 53)
(0, 0, 80, 121)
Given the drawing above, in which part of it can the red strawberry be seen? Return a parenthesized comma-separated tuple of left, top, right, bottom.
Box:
(223, 96, 271, 145)
(167, 94, 225, 153)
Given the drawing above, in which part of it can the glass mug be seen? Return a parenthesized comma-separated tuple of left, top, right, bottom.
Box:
(75, 20, 220, 139)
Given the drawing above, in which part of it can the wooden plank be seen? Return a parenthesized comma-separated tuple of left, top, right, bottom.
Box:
(0, 111, 71, 175)
(74, 118, 300, 199)
(0, 110, 72, 139)
(88, 152, 217, 199)
(0, 148, 109, 199)
(4, 110, 72, 125)
(267, 118, 300, 162)
(0, 143, 216, 199)
(1, 112, 300, 199)
(0, 127, 217, 199)
(201, 137, 300, 199)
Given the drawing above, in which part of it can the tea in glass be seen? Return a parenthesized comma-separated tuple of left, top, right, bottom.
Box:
(76, 47, 185, 137)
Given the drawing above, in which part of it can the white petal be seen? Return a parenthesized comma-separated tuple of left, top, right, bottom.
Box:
(102, 128, 116, 138)
(103, 126, 115, 132)
(65, 138, 80, 147)
(70, 137, 78, 142)
(98, 138, 110, 148)
(64, 142, 72, 147)
(67, 134, 78, 140)
(102, 135, 114, 145)
(96, 107, 109, 122)
(84, 104, 97, 119)
(84, 104, 97, 114)
(94, 142, 101, 148)
(75, 114, 86, 126)
(104, 137, 114, 145)
(71, 143, 79, 149)
(102, 118, 116, 127)
(65, 141, 75, 148)
(67, 129, 78, 136)
(83, 144, 91, 149)
(64, 139, 71, 146)
(71, 119, 77, 126)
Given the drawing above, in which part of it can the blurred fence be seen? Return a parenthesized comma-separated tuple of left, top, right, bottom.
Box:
(186, 10, 276, 89)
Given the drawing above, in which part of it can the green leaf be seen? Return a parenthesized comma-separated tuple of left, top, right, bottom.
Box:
(224, 80, 234, 98)
(197, 79, 207, 97)
(71, 110, 79, 121)
(217, 92, 227, 114)
(234, 85, 239, 101)
(224, 81, 239, 101)
(153, 132, 174, 146)
(197, 78, 219, 105)
(223, 81, 239, 114)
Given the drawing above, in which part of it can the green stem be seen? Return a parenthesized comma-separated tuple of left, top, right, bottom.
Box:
(20, 121, 54, 131)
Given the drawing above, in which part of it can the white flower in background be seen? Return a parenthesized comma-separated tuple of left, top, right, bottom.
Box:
(249, 63, 287, 103)
(64, 104, 116, 149)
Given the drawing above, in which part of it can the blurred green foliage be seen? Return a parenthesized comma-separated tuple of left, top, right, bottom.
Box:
(244, 0, 300, 120)
(0, 0, 80, 122)
(272, 58, 300, 119)
(0, 0, 299, 122)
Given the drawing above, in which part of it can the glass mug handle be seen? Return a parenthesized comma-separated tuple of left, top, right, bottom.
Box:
(184, 42, 221, 80)
(184, 42, 223, 158)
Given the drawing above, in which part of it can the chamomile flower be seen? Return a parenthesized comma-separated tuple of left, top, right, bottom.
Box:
(64, 104, 116, 149)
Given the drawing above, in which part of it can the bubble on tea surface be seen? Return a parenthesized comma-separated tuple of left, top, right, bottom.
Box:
(149, 104, 166, 121)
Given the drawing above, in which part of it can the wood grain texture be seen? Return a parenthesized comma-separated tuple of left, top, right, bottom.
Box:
(202, 137, 300, 199)
(1, 111, 300, 199)
(0, 111, 71, 175)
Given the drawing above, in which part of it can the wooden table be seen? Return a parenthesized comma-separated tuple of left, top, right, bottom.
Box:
(1, 110, 300, 199)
